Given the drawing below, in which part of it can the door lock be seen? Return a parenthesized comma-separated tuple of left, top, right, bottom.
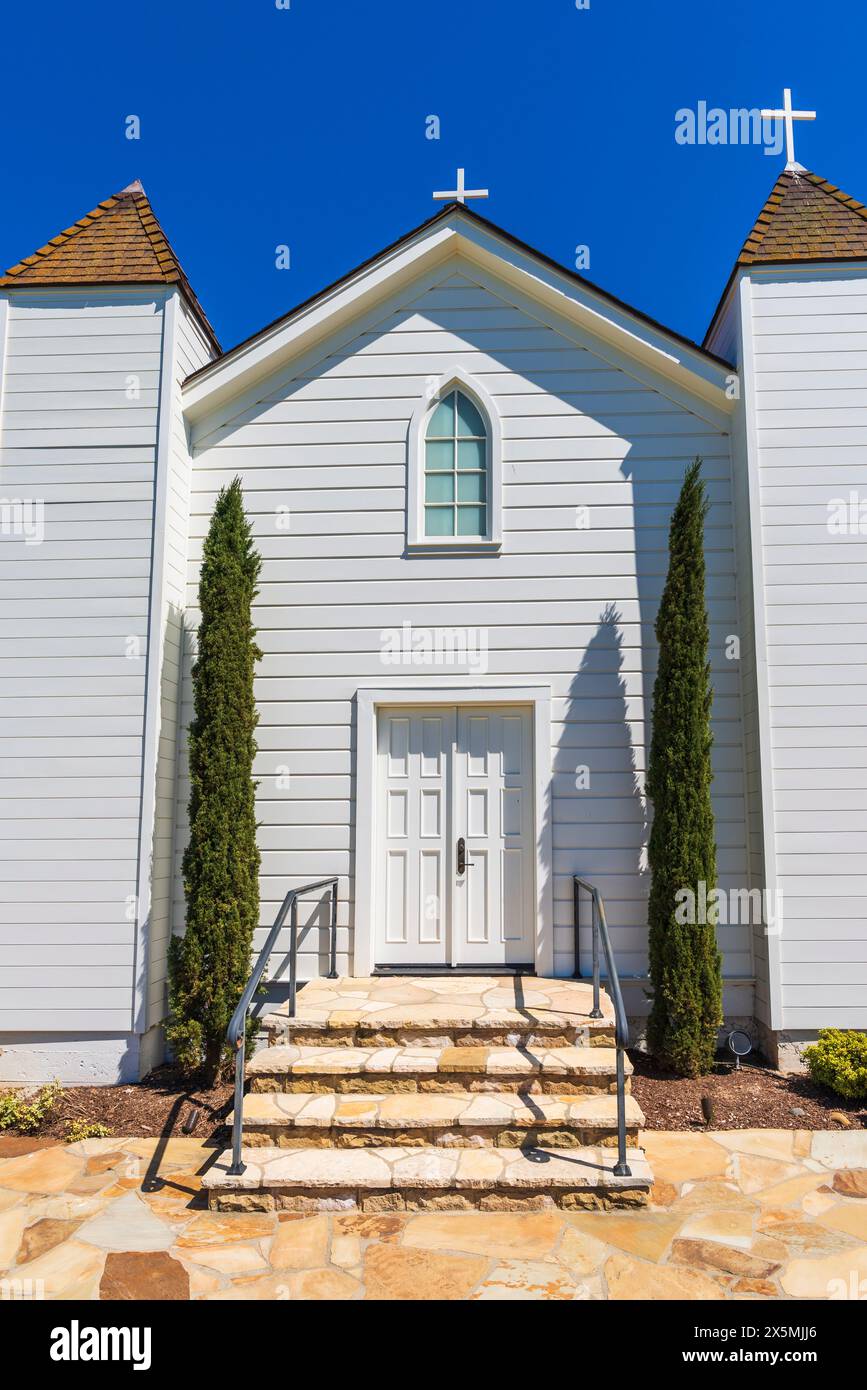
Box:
(456, 837, 475, 874)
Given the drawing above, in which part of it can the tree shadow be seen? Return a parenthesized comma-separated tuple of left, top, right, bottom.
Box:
(553, 604, 647, 979)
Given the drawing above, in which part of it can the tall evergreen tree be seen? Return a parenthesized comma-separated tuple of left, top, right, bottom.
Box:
(167, 478, 261, 1084)
(646, 459, 722, 1076)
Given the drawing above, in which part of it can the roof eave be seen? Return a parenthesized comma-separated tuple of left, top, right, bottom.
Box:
(182, 204, 734, 427)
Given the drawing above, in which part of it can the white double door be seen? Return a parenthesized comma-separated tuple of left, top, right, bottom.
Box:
(375, 705, 535, 967)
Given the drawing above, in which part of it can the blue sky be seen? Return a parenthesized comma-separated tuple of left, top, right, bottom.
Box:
(1, 0, 863, 350)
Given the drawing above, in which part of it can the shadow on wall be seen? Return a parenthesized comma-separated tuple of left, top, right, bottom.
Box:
(552, 603, 647, 978)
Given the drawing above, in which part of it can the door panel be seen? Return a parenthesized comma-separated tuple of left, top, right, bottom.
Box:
(375, 707, 454, 964)
(454, 706, 535, 965)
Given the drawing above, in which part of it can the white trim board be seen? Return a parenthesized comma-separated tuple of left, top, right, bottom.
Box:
(0, 296, 10, 428)
(132, 288, 177, 1036)
(354, 685, 553, 978)
(737, 275, 782, 1030)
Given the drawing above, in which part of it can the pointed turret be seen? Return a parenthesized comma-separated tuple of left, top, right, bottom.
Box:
(737, 168, 867, 265)
(1, 182, 219, 350)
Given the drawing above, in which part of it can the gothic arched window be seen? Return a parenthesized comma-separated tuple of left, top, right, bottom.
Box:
(423, 389, 489, 539)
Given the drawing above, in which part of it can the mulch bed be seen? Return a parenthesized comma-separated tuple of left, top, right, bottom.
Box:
(2, 1058, 864, 1142)
(4, 1067, 233, 1143)
(631, 1051, 867, 1131)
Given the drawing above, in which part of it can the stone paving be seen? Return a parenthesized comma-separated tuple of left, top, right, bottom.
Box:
(1, 1129, 866, 1299)
(238, 1087, 645, 1136)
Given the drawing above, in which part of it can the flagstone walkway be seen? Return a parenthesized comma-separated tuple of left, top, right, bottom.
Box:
(1, 1129, 865, 1300)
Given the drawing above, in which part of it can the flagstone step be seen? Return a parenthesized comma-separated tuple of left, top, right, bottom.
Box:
(247, 1044, 630, 1095)
(231, 1089, 645, 1148)
(261, 975, 614, 1049)
(203, 1143, 652, 1212)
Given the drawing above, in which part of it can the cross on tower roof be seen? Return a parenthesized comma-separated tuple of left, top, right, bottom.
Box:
(433, 168, 489, 205)
(760, 87, 816, 171)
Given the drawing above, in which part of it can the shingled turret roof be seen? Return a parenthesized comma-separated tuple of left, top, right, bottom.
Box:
(737, 168, 867, 264)
(0, 181, 220, 351)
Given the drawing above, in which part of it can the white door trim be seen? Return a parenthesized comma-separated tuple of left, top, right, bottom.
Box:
(355, 685, 553, 977)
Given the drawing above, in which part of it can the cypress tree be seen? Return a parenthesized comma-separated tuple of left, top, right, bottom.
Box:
(646, 458, 722, 1076)
(167, 478, 261, 1084)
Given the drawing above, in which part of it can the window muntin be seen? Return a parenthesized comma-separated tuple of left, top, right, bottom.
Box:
(423, 389, 488, 539)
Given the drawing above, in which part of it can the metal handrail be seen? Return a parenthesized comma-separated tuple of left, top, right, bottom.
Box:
(572, 875, 632, 1176)
(226, 876, 339, 1175)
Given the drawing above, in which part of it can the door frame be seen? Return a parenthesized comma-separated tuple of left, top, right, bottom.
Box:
(355, 685, 554, 977)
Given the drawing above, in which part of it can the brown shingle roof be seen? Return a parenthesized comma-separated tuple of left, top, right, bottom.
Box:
(0, 181, 220, 351)
(705, 167, 867, 351)
(737, 168, 867, 264)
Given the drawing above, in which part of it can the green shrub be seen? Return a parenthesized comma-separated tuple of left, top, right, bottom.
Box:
(64, 1119, 112, 1143)
(646, 459, 723, 1077)
(804, 1029, 867, 1100)
(168, 478, 262, 1085)
(0, 1080, 62, 1133)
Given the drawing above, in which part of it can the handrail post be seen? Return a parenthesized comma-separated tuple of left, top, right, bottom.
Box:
(289, 895, 299, 1018)
(614, 1046, 631, 1176)
(328, 880, 338, 979)
(228, 1035, 246, 1176)
(572, 877, 581, 979)
(224, 878, 338, 1183)
(590, 891, 603, 1019)
(573, 875, 631, 1179)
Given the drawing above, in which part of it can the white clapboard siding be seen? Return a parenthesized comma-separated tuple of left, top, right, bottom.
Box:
(750, 271, 867, 1029)
(0, 288, 168, 1032)
(175, 265, 749, 987)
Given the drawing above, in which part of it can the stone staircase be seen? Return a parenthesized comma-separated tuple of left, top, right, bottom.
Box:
(203, 976, 652, 1213)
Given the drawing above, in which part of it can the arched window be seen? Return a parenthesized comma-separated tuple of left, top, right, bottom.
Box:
(424, 389, 488, 539)
(406, 370, 502, 551)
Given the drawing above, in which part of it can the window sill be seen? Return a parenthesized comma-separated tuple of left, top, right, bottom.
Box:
(406, 538, 503, 556)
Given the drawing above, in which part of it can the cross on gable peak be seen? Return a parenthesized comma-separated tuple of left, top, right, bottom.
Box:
(433, 167, 489, 205)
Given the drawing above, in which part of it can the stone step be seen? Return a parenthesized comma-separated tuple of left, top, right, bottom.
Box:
(232, 1089, 645, 1148)
(247, 1044, 630, 1095)
(261, 975, 615, 1049)
(203, 1143, 652, 1213)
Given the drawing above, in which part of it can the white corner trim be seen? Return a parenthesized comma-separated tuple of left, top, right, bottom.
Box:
(737, 275, 783, 1030)
(132, 289, 179, 1036)
(0, 296, 9, 428)
(406, 366, 503, 552)
(353, 684, 554, 978)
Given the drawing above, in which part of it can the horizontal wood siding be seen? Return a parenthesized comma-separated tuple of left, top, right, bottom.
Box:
(752, 270, 867, 1028)
(0, 288, 166, 1031)
(176, 269, 749, 991)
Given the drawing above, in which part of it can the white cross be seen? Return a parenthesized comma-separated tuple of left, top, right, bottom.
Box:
(432, 168, 489, 205)
(760, 87, 816, 170)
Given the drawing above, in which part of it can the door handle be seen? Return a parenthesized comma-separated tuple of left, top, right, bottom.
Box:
(456, 837, 475, 874)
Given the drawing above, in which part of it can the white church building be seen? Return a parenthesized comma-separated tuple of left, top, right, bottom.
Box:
(0, 155, 865, 1084)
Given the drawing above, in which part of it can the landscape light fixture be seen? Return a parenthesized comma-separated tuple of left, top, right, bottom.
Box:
(727, 1030, 753, 1070)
